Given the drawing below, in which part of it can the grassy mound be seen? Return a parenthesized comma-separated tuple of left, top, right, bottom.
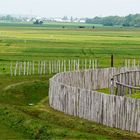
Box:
(0, 75, 139, 140)
(1, 80, 49, 106)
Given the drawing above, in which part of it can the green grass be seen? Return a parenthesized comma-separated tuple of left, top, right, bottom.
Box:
(98, 88, 140, 99)
(0, 75, 139, 139)
(1, 80, 49, 106)
(0, 123, 29, 140)
(131, 92, 140, 98)
(0, 23, 140, 139)
(0, 75, 52, 106)
(97, 88, 110, 94)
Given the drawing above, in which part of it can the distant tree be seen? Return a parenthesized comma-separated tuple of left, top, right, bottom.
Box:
(79, 26, 85, 28)
(102, 16, 114, 26)
(86, 14, 140, 27)
(62, 16, 68, 20)
(122, 23, 130, 27)
(5, 15, 13, 20)
(0, 15, 17, 21)
(39, 21, 43, 24)
(123, 14, 133, 26)
(33, 19, 43, 25)
(132, 14, 140, 27)
(34, 19, 39, 24)
(70, 16, 73, 22)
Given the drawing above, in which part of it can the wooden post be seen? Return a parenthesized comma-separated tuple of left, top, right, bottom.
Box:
(38, 61, 40, 75)
(19, 61, 21, 76)
(40, 61, 42, 75)
(49, 61, 51, 74)
(43, 61, 46, 75)
(51, 60, 53, 73)
(55, 60, 57, 73)
(138, 60, 140, 68)
(125, 59, 127, 67)
(71, 60, 73, 71)
(55, 60, 56, 73)
(133, 59, 136, 67)
(129, 87, 132, 95)
(85, 59, 87, 70)
(10, 62, 13, 77)
(81, 59, 83, 70)
(61, 60, 64, 72)
(77, 59, 80, 71)
(88, 59, 91, 69)
(14, 61, 18, 76)
(111, 54, 113, 67)
(32, 61, 35, 75)
(29, 61, 32, 75)
(24, 61, 26, 76)
(53, 60, 55, 73)
(56, 60, 58, 73)
(69, 59, 71, 71)
(110, 78, 114, 94)
(73, 60, 75, 71)
(27, 61, 29, 76)
(92, 60, 94, 69)
(21, 62, 23, 75)
(75, 60, 79, 71)
(128, 59, 130, 68)
(95, 59, 98, 69)
(134, 71, 136, 93)
(64, 60, 66, 72)
(58, 60, 61, 73)
(116, 75, 119, 95)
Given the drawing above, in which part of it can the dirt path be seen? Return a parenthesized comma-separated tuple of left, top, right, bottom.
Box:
(3, 80, 40, 91)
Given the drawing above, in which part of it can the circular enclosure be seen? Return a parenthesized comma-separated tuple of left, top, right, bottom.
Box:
(49, 67, 140, 133)
(112, 70, 140, 96)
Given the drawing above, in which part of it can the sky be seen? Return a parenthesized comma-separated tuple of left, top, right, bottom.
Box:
(0, 0, 140, 17)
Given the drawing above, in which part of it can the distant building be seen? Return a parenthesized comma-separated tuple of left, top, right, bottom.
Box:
(79, 20, 86, 23)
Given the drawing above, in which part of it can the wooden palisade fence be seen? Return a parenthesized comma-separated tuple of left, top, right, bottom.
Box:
(49, 67, 140, 133)
(124, 59, 140, 68)
(111, 70, 140, 96)
(10, 59, 98, 76)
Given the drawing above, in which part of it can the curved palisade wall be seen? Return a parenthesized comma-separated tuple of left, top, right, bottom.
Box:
(49, 67, 140, 133)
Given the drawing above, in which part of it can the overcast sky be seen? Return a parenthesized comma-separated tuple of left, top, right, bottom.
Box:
(0, 0, 140, 17)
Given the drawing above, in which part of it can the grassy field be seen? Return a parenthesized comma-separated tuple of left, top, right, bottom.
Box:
(0, 22, 140, 71)
(0, 123, 29, 140)
(0, 75, 140, 140)
(0, 22, 140, 139)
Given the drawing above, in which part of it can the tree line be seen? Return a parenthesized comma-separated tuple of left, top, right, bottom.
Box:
(0, 15, 21, 22)
(86, 14, 140, 27)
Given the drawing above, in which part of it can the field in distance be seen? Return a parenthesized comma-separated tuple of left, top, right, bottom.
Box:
(0, 22, 140, 68)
